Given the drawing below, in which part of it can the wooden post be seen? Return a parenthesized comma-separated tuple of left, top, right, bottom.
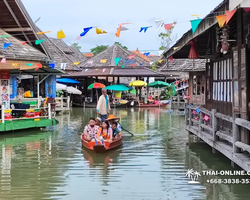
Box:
(233, 113, 240, 153)
(186, 106, 189, 126)
(146, 77, 149, 104)
(199, 111, 203, 132)
(188, 107, 192, 127)
(48, 103, 52, 119)
(61, 96, 63, 108)
(1, 104, 5, 124)
(67, 96, 70, 109)
(212, 109, 218, 141)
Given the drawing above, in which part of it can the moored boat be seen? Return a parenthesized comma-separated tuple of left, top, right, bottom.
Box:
(81, 135, 123, 153)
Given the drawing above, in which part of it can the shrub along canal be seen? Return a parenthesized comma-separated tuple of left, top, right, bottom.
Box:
(0, 108, 249, 200)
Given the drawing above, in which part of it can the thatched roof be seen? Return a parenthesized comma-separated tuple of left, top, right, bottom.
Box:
(81, 44, 150, 68)
(0, 28, 47, 61)
(65, 66, 165, 78)
(159, 59, 206, 72)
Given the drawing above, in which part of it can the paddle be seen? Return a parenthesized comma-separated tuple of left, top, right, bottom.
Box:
(121, 126, 134, 136)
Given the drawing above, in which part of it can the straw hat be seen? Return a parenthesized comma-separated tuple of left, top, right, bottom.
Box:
(96, 117, 101, 121)
(105, 114, 120, 121)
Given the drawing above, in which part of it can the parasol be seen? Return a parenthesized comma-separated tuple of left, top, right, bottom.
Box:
(88, 82, 105, 89)
(105, 84, 129, 91)
(129, 80, 147, 87)
(148, 81, 170, 88)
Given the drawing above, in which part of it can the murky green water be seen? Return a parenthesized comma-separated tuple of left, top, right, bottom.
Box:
(0, 108, 250, 200)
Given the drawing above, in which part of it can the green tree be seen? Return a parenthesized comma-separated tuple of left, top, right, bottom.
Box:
(158, 22, 177, 50)
(71, 42, 81, 50)
(90, 45, 109, 55)
(114, 42, 128, 50)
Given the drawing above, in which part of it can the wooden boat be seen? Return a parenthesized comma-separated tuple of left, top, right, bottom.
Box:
(81, 135, 123, 153)
(137, 102, 169, 108)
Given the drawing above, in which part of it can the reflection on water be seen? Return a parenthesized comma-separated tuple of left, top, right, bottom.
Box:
(0, 107, 249, 199)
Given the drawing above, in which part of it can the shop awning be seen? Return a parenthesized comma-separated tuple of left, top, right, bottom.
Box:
(56, 78, 79, 84)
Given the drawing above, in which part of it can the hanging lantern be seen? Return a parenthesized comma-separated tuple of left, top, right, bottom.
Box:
(182, 79, 185, 82)
(188, 40, 199, 59)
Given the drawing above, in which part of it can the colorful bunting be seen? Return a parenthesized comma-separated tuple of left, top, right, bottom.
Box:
(80, 27, 93, 37)
(1, 58, 6, 63)
(121, 66, 126, 68)
(190, 19, 202, 33)
(114, 57, 121, 65)
(3, 43, 12, 49)
(87, 60, 93, 65)
(74, 62, 80, 65)
(37, 31, 52, 35)
(57, 29, 65, 39)
(75, 36, 81, 41)
(143, 52, 150, 56)
(131, 64, 135, 66)
(129, 55, 135, 59)
(164, 23, 174, 31)
(120, 26, 129, 31)
(12, 63, 18, 67)
(216, 15, 226, 28)
(115, 23, 131, 37)
(191, 14, 202, 17)
(49, 63, 55, 69)
(152, 65, 156, 70)
(0, 35, 10, 38)
(226, 10, 236, 24)
(155, 19, 164, 33)
(25, 63, 33, 66)
(96, 28, 107, 34)
(22, 41, 27, 45)
(60, 63, 67, 70)
(169, 56, 173, 62)
(158, 59, 164, 64)
(173, 47, 179, 51)
(189, 41, 199, 59)
(35, 39, 45, 45)
(102, 68, 106, 72)
(139, 26, 152, 33)
(244, 8, 250, 12)
(35, 64, 42, 71)
(100, 59, 107, 63)
(122, 58, 135, 65)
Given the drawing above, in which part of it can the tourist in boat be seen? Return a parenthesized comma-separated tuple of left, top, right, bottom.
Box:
(148, 93, 154, 104)
(111, 121, 123, 139)
(95, 117, 101, 127)
(82, 118, 99, 142)
(97, 88, 111, 123)
(105, 114, 121, 131)
(96, 121, 113, 143)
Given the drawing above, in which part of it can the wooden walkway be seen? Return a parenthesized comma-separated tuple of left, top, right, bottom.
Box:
(186, 105, 250, 172)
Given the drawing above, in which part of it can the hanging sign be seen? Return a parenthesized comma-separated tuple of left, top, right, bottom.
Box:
(0, 70, 10, 79)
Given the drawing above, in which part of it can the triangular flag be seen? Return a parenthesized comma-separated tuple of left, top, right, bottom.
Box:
(152, 65, 156, 71)
(87, 60, 93, 65)
(173, 47, 179, 51)
(158, 59, 164, 64)
(49, 63, 55, 69)
(3, 43, 12, 49)
(25, 63, 33, 66)
(115, 23, 131, 37)
(74, 62, 80, 65)
(75, 36, 81, 41)
(57, 29, 65, 39)
(37, 31, 52, 35)
(1, 58, 6, 63)
(43, 66, 47, 68)
(226, 10, 236, 24)
(131, 64, 135, 66)
(96, 28, 107, 34)
(0, 35, 10, 38)
(22, 42, 27, 45)
(103, 31, 107, 33)
(191, 14, 202, 17)
(114, 57, 121, 65)
(169, 56, 173, 62)
(190, 19, 202, 33)
(139, 26, 151, 33)
(164, 23, 174, 31)
(129, 55, 135, 59)
(143, 52, 150, 56)
(140, 63, 143, 66)
(244, 8, 250, 12)
(85, 69, 88, 71)
(103, 68, 106, 72)
(60, 63, 67, 70)
(80, 27, 93, 37)
(100, 59, 107, 63)
(120, 26, 129, 31)
(216, 15, 226, 28)
(121, 66, 126, 68)
(35, 39, 45, 45)
(12, 63, 18, 67)
(155, 19, 164, 33)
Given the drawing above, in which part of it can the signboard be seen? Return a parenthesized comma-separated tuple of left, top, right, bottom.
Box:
(0, 80, 10, 109)
(0, 70, 10, 79)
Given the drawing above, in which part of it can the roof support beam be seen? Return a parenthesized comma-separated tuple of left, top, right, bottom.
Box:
(2, 0, 32, 46)
(2, 27, 32, 32)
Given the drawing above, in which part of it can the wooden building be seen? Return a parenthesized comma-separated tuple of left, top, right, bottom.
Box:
(163, 0, 250, 171)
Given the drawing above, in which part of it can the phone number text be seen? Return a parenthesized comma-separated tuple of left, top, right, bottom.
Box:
(207, 179, 250, 184)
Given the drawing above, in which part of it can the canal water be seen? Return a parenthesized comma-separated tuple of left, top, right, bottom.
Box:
(0, 108, 250, 200)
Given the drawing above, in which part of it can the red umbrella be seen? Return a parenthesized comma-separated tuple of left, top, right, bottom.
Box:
(88, 82, 105, 89)
(188, 40, 199, 59)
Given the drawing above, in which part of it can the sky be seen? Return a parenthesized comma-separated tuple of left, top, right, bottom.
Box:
(22, 0, 221, 54)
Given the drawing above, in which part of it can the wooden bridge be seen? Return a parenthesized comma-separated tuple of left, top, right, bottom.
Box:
(186, 105, 250, 172)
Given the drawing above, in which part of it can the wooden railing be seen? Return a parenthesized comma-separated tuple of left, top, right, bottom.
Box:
(171, 95, 185, 110)
(186, 105, 250, 155)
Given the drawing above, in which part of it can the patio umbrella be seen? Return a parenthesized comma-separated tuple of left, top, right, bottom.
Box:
(88, 82, 106, 101)
(57, 78, 80, 84)
(66, 86, 82, 95)
(129, 80, 147, 87)
(56, 83, 67, 90)
(148, 81, 170, 88)
(88, 82, 105, 89)
(105, 84, 129, 91)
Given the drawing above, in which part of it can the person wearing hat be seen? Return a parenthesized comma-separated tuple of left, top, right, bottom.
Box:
(105, 114, 121, 131)
(95, 117, 101, 127)
(97, 88, 111, 123)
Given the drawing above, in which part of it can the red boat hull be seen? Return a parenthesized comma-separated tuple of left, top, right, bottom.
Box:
(81, 135, 123, 153)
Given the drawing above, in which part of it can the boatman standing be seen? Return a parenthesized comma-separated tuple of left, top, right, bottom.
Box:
(97, 88, 111, 123)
